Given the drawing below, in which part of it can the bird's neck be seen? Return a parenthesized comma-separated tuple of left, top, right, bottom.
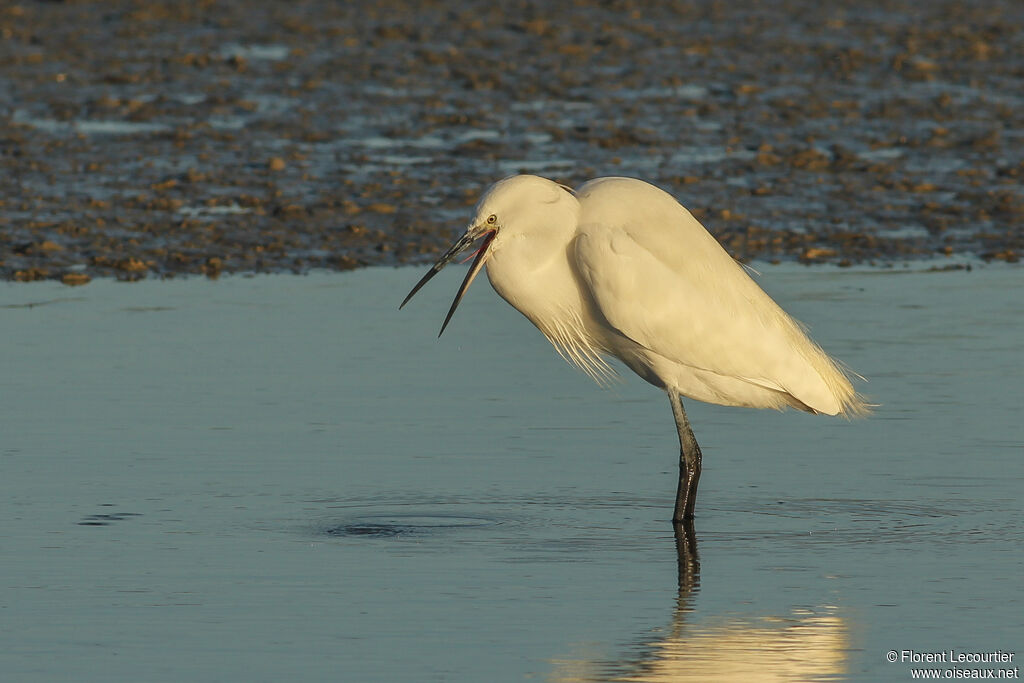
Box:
(487, 227, 598, 342)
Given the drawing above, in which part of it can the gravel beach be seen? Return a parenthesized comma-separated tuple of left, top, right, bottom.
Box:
(2, 0, 1021, 283)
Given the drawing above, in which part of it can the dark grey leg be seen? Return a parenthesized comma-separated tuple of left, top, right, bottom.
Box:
(668, 391, 702, 522)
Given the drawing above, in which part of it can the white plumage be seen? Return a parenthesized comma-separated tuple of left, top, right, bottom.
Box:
(482, 175, 865, 416)
(402, 174, 868, 521)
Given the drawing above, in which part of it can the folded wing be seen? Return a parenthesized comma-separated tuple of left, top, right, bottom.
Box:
(573, 177, 864, 416)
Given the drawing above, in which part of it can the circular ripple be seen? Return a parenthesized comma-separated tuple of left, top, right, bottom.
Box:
(324, 513, 498, 538)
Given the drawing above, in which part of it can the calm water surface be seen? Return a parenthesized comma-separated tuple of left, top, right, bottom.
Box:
(2, 264, 1021, 681)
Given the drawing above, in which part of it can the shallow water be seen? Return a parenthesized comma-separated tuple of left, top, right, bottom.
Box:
(2, 264, 1021, 681)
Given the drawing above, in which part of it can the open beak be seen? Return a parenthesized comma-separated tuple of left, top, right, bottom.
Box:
(400, 226, 497, 337)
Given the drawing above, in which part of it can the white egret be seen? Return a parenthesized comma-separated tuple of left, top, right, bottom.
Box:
(401, 175, 867, 521)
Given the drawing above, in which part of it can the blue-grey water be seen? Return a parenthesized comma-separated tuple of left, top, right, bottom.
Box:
(2, 264, 1021, 681)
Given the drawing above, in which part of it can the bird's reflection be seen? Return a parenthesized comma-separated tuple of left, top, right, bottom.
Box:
(550, 521, 849, 682)
(673, 520, 701, 616)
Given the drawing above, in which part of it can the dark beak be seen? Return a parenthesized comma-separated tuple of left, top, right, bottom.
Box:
(400, 227, 497, 337)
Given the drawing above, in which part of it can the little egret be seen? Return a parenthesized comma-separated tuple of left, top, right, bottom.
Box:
(401, 175, 867, 521)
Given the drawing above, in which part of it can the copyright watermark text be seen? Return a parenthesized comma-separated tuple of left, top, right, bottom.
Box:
(886, 649, 1018, 679)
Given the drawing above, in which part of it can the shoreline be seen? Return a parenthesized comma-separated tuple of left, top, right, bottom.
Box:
(1, 253, 1004, 291)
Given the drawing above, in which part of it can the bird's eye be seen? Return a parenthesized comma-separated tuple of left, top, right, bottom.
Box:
(486, 214, 497, 224)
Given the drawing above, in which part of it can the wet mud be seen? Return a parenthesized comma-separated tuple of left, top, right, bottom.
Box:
(1, 0, 1021, 283)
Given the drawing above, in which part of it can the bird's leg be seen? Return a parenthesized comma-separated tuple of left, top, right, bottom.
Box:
(668, 391, 702, 522)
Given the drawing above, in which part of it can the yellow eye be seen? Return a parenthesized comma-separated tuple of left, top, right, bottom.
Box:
(486, 214, 497, 224)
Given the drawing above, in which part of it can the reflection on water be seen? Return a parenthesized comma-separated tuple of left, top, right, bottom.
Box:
(550, 523, 849, 682)
(553, 612, 848, 683)
(1, 266, 1020, 682)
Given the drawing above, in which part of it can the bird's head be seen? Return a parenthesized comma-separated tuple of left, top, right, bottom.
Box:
(400, 175, 576, 336)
